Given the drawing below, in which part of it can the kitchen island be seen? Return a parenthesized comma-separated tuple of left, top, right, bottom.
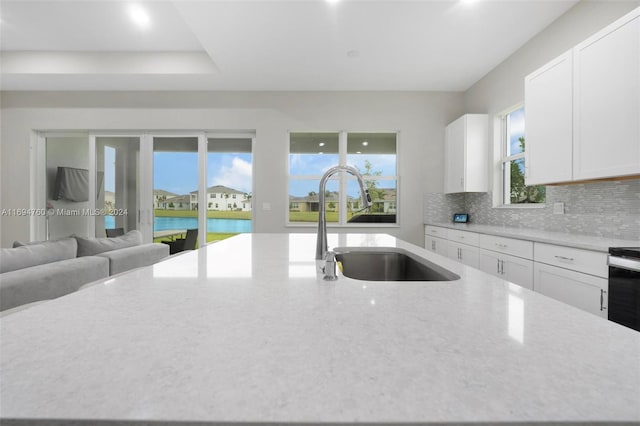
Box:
(1, 233, 639, 425)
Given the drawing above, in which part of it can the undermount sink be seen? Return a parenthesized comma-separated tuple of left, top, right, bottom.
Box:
(333, 247, 460, 282)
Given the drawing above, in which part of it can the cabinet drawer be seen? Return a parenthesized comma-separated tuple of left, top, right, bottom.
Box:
(425, 226, 448, 239)
(447, 229, 479, 246)
(534, 243, 608, 278)
(480, 234, 533, 260)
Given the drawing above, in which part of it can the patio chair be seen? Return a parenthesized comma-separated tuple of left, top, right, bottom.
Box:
(105, 228, 125, 237)
(163, 228, 198, 255)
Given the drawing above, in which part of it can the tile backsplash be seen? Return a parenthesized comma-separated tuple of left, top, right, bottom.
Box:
(424, 179, 640, 240)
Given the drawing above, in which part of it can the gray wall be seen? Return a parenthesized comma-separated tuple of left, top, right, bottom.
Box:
(433, 0, 640, 241)
(45, 136, 91, 240)
(0, 91, 464, 247)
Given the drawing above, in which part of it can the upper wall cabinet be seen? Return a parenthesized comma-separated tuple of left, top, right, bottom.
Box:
(444, 114, 488, 194)
(525, 7, 639, 185)
(524, 51, 573, 185)
(573, 8, 639, 181)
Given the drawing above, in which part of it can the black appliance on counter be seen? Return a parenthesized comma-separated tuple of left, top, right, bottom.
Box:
(608, 247, 640, 332)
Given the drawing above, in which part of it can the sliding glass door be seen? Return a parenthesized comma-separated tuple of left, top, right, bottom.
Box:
(206, 136, 253, 240)
(94, 136, 141, 238)
(150, 135, 202, 246)
(34, 131, 253, 246)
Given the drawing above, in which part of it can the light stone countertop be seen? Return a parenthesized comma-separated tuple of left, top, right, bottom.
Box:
(425, 222, 640, 252)
(1, 233, 639, 426)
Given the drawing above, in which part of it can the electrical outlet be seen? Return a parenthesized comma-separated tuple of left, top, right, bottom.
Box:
(553, 202, 565, 215)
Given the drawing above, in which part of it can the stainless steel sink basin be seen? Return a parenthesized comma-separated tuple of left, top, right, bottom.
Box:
(333, 247, 459, 282)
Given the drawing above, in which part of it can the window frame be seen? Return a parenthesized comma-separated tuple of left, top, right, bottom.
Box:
(287, 130, 399, 227)
(497, 104, 546, 208)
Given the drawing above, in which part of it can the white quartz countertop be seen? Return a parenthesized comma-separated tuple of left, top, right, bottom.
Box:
(425, 222, 640, 252)
(1, 233, 639, 425)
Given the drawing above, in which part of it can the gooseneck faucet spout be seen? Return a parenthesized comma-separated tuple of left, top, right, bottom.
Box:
(316, 165, 372, 260)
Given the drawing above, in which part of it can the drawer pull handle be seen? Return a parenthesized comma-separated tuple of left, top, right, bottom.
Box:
(554, 255, 575, 262)
(600, 289, 606, 311)
(495, 243, 508, 249)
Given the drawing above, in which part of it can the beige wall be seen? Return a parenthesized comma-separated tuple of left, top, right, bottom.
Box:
(0, 92, 464, 247)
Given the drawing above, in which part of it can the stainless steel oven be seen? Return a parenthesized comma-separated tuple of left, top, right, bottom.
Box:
(608, 247, 640, 332)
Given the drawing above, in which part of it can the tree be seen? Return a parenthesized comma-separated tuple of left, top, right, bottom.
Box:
(168, 202, 174, 208)
(359, 160, 385, 212)
(510, 137, 546, 203)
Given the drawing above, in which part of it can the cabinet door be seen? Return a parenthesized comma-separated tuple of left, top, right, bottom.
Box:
(425, 236, 448, 257)
(502, 254, 534, 290)
(533, 262, 608, 318)
(524, 50, 573, 185)
(479, 249, 502, 277)
(448, 241, 479, 268)
(480, 249, 533, 290)
(573, 9, 640, 180)
(445, 116, 465, 194)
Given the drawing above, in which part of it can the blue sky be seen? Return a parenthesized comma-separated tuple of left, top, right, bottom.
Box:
(508, 106, 525, 156)
(152, 152, 253, 196)
(289, 153, 396, 197)
(104, 147, 396, 197)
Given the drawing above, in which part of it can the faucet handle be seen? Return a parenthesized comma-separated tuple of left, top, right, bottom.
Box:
(323, 251, 338, 281)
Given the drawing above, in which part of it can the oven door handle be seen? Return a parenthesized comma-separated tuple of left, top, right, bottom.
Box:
(608, 255, 640, 273)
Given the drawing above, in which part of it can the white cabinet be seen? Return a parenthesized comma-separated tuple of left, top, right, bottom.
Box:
(425, 226, 449, 257)
(524, 7, 640, 185)
(534, 243, 608, 279)
(425, 235, 448, 257)
(573, 8, 640, 180)
(444, 114, 488, 194)
(533, 262, 608, 318)
(533, 243, 609, 318)
(479, 250, 534, 290)
(524, 50, 573, 185)
(478, 235, 534, 289)
(447, 241, 479, 268)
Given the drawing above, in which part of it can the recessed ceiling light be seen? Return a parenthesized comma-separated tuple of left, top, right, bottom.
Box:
(326, 0, 341, 3)
(319, 152, 324, 155)
(128, 4, 151, 29)
(356, 151, 362, 154)
(319, 142, 325, 147)
(362, 141, 369, 146)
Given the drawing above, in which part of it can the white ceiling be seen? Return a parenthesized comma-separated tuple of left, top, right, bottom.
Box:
(0, 0, 579, 91)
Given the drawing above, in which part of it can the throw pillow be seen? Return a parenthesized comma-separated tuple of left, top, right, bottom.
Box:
(0, 237, 78, 274)
(75, 230, 143, 257)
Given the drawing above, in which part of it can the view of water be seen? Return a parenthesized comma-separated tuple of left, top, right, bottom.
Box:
(105, 216, 251, 233)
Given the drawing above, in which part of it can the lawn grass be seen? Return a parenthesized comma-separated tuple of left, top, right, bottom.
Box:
(288, 211, 339, 222)
(155, 209, 251, 220)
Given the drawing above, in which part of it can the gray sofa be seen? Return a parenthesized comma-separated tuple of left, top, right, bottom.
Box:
(0, 231, 169, 312)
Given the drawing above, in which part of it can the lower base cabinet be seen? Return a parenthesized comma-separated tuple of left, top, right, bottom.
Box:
(447, 241, 479, 268)
(425, 235, 448, 257)
(533, 262, 608, 318)
(479, 249, 534, 290)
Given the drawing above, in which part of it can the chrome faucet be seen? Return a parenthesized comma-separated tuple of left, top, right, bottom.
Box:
(316, 165, 372, 261)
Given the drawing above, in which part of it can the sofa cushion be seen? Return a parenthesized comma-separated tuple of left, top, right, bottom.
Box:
(13, 235, 75, 248)
(0, 256, 109, 311)
(97, 243, 169, 275)
(76, 230, 142, 257)
(0, 238, 77, 274)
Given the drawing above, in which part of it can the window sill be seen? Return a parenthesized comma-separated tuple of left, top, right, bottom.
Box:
(493, 203, 546, 210)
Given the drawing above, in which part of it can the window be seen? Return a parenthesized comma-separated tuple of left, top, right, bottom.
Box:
(288, 132, 398, 224)
(501, 106, 545, 205)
